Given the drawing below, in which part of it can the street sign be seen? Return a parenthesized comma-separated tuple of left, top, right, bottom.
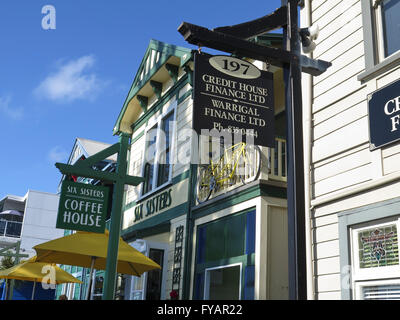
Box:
(56, 180, 109, 233)
(193, 52, 275, 147)
(368, 78, 400, 150)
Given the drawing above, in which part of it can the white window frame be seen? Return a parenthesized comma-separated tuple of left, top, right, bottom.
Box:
(350, 218, 400, 282)
(372, 0, 400, 61)
(203, 263, 242, 300)
(140, 100, 177, 198)
(358, 0, 400, 81)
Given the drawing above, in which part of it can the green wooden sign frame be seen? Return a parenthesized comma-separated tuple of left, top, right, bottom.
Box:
(54, 133, 144, 300)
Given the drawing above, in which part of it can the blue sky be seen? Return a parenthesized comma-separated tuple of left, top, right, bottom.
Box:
(0, 0, 282, 200)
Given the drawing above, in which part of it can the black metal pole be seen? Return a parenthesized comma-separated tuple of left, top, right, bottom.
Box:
(282, 0, 307, 300)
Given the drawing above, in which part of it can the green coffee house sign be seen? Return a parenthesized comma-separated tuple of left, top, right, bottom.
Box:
(56, 180, 109, 233)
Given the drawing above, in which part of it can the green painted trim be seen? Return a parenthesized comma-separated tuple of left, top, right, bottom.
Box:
(172, 170, 190, 184)
(150, 80, 162, 99)
(123, 200, 136, 212)
(165, 63, 179, 83)
(121, 201, 188, 239)
(192, 181, 286, 220)
(122, 223, 170, 241)
(183, 65, 193, 85)
(122, 169, 190, 210)
(137, 95, 148, 112)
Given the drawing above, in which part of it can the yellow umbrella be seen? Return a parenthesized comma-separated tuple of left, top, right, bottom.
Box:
(33, 229, 160, 299)
(0, 256, 82, 300)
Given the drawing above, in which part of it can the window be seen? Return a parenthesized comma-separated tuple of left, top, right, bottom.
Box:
(193, 209, 256, 300)
(141, 102, 176, 196)
(338, 197, 400, 299)
(373, 0, 400, 60)
(157, 112, 174, 187)
(359, 0, 400, 81)
(355, 279, 400, 300)
(350, 217, 400, 299)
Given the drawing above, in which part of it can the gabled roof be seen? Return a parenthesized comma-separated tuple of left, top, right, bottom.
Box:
(113, 39, 192, 135)
(67, 137, 118, 165)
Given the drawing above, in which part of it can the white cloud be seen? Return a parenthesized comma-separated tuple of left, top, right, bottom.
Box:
(0, 95, 23, 120)
(34, 55, 105, 102)
(48, 146, 68, 163)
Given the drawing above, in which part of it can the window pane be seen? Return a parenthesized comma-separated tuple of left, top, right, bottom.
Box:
(157, 151, 170, 187)
(157, 112, 174, 187)
(357, 224, 399, 268)
(194, 273, 204, 300)
(246, 210, 256, 254)
(207, 265, 241, 300)
(143, 124, 158, 194)
(162, 112, 174, 149)
(143, 163, 154, 194)
(197, 213, 246, 263)
(244, 265, 255, 300)
(382, 0, 400, 57)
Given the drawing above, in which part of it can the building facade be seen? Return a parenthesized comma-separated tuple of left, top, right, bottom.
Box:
(114, 38, 289, 300)
(301, 0, 400, 299)
(0, 191, 62, 258)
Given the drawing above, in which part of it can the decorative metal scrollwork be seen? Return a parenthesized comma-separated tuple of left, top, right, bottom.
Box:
(171, 225, 184, 298)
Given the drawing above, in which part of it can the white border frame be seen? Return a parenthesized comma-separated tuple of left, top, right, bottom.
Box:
(126, 239, 169, 300)
(350, 218, 400, 281)
(354, 278, 400, 300)
(372, 0, 400, 62)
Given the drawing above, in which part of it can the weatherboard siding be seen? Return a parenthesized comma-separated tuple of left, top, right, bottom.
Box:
(307, 0, 400, 299)
(307, 0, 366, 299)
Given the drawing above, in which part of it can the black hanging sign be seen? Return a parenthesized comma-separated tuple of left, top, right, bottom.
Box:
(193, 52, 275, 147)
(368, 78, 400, 150)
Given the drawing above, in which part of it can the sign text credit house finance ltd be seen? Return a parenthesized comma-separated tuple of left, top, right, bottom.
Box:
(193, 52, 275, 147)
(56, 180, 109, 233)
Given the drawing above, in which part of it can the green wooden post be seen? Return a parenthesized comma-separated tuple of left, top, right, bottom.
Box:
(102, 133, 129, 300)
(54, 132, 144, 300)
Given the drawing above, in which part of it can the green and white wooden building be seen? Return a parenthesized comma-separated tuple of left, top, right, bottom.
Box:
(114, 38, 290, 300)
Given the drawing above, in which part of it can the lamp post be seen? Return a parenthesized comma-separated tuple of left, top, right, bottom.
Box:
(178, 0, 330, 299)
